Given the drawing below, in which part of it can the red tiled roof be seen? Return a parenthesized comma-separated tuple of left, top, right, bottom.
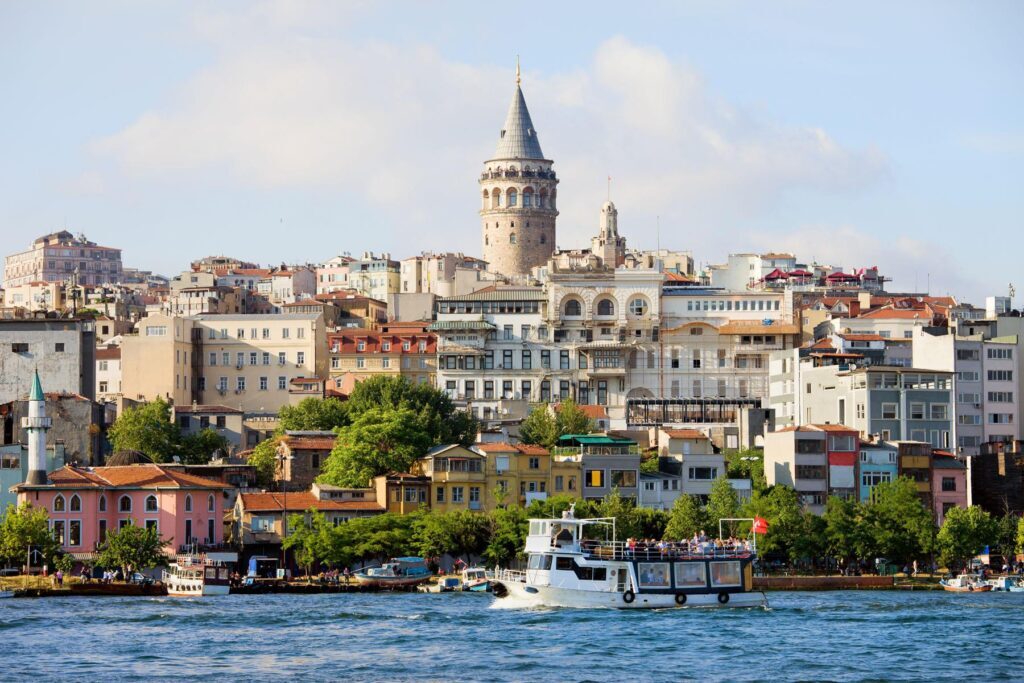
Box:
(95, 347, 121, 360)
(328, 330, 436, 354)
(239, 492, 384, 513)
(42, 464, 228, 489)
(840, 333, 886, 342)
(474, 442, 517, 453)
(553, 403, 609, 420)
(662, 428, 709, 440)
(282, 436, 337, 450)
(514, 443, 550, 456)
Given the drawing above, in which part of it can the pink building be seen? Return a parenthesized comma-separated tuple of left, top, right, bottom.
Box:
(931, 452, 968, 524)
(14, 464, 228, 557)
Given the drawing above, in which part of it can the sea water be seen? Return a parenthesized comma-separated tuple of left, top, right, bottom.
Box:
(2, 590, 1021, 681)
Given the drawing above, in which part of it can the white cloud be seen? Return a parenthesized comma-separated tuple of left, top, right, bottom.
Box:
(90, 10, 887, 260)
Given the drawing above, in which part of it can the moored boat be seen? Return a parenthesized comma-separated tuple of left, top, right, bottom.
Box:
(420, 576, 462, 593)
(940, 573, 992, 593)
(986, 576, 1024, 592)
(165, 552, 231, 597)
(353, 557, 432, 588)
(491, 508, 768, 610)
(461, 567, 490, 592)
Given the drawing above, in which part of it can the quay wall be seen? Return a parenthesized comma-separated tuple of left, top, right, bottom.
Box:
(754, 576, 895, 590)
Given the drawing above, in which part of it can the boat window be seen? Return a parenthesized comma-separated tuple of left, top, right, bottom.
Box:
(675, 562, 707, 588)
(555, 557, 574, 571)
(709, 561, 742, 588)
(592, 568, 607, 581)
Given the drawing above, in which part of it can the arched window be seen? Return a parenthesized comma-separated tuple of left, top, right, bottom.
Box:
(540, 233, 546, 244)
(208, 494, 215, 512)
(119, 495, 132, 513)
(491, 191, 500, 209)
(53, 494, 66, 512)
(507, 188, 518, 207)
(184, 494, 193, 513)
(98, 495, 107, 512)
(551, 189, 557, 210)
(629, 297, 649, 317)
(69, 495, 81, 512)
(522, 188, 534, 208)
(509, 233, 517, 245)
(482, 189, 489, 209)
(564, 300, 582, 316)
(145, 495, 158, 512)
(539, 189, 548, 209)
(597, 298, 615, 316)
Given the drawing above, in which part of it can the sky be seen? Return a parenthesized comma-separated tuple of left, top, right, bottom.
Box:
(1, 0, 1021, 303)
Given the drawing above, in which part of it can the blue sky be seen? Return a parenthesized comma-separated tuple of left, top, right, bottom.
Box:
(1, 1, 1021, 303)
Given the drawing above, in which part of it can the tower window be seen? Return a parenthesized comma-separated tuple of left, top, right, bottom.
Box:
(597, 299, 615, 316)
(485, 236, 489, 246)
(510, 233, 517, 244)
(540, 234, 546, 244)
(507, 189, 518, 207)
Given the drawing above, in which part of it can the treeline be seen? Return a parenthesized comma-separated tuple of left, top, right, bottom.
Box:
(107, 397, 230, 464)
(284, 478, 1024, 576)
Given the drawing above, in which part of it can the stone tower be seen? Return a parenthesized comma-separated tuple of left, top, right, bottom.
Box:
(22, 370, 51, 485)
(592, 200, 627, 268)
(480, 63, 558, 276)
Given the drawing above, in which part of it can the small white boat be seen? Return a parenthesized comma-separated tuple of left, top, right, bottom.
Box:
(987, 576, 1024, 592)
(165, 553, 231, 597)
(491, 507, 768, 610)
(940, 573, 992, 593)
(462, 567, 491, 592)
(420, 576, 462, 593)
(353, 557, 432, 588)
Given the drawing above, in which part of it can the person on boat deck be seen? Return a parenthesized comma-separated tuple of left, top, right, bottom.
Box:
(626, 538, 636, 556)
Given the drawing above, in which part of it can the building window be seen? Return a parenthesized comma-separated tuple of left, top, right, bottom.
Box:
(119, 495, 132, 513)
(941, 477, 956, 492)
(929, 404, 949, 420)
(208, 494, 215, 512)
(69, 494, 81, 512)
(185, 495, 192, 512)
(145, 495, 158, 512)
(53, 494, 66, 512)
(278, 376, 287, 390)
(628, 298, 647, 316)
(436, 487, 445, 503)
(881, 403, 898, 420)
(452, 487, 465, 503)
(611, 470, 637, 487)
(596, 299, 615, 316)
(237, 377, 246, 391)
(688, 467, 718, 481)
(585, 470, 605, 488)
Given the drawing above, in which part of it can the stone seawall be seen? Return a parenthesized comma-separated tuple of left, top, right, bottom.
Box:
(754, 576, 895, 590)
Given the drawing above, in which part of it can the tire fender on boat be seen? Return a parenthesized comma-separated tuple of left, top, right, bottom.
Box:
(492, 582, 508, 598)
(675, 593, 687, 605)
(623, 589, 635, 604)
(717, 592, 730, 604)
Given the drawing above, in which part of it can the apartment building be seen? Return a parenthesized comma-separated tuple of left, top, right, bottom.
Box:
(95, 345, 122, 401)
(120, 313, 326, 413)
(316, 255, 354, 295)
(475, 442, 581, 506)
(764, 424, 859, 513)
(0, 318, 96, 403)
(858, 440, 898, 503)
(913, 327, 1019, 454)
(412, 444, 488, 513)
(4, 231, 123, 288)
(772, 363, 954, 449)
(553, 434, 640, 503)
(399, 252, 491, 297)
(345, 253, 400, 303)
(327, 326, 436, 395)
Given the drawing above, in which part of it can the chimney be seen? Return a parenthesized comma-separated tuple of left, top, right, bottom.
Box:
(849, 300, 861, 317)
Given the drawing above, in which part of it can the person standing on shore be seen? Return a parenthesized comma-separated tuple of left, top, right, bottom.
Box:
(55, 569, 63, 587)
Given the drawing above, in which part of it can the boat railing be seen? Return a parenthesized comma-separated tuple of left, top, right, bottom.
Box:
(580, 540, 755, 562)
(492, 568, 527, 583)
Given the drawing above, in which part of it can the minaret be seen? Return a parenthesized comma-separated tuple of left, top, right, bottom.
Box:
(592, 200, 627, 268)
(22, 370, 52, 485)
(480, 61, 559, 276)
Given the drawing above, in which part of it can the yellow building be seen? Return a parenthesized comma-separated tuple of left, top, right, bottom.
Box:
(372, 472, 432, 515)
(476, 443, 581, 508)
(412, 444, 487, 513)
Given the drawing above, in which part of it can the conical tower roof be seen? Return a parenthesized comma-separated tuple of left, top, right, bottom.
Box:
(492, 65, 545, 161)
(30, 370, 44, 402)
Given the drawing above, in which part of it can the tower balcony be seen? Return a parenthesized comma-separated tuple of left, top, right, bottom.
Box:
(480, 169, 557, 181)
(21, 416, 53, 429)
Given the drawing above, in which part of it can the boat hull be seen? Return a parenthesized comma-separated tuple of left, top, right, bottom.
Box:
(353, 575, 431, 588)
(493, 582, 768, 610)
(167, 583, 230, 597)
(940, 583, 992, 593)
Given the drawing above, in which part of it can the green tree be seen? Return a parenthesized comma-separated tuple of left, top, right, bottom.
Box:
(107, 397, 181, 462)
(993, 514, 1019, 558)
(742, 485, 805, 560)
(633, 508, 669, 540)
(936, 506, 998, 571)
(664, 495, 709, 541)
(524, 495, 599, 520)
(97, 524, 169, 578)
(54, 552, 75, 575)
(640, 455, 660, 474)
(706, 476, 740, 536)
(823, 496, 865, 566)
(598, 489, 641, 541)
(0, 503, 61, 568)
(318, 407, 430, 488)
(862, 477, 935, 565)
(519, 404, 558, 449)
(180, 429, 230, 465)
(415, 510, 490, 563)
(347, 514, 418, 565)
(725, 448, 767, 492)
(555, 399, 595, 437)
(345, 376, 477, 446)
(279, 397, 349, 432)
(284, 509, 334, 577)
(1017, 516, 1024, 555)
(483, 507, 529, 567)
(247, 436, 283, 488)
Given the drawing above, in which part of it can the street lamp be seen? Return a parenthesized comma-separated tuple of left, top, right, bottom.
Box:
(275, 444, 291, 578)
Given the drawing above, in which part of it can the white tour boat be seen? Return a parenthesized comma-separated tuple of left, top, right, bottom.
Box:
(165, 552, 232, 597)
(491, 508, 768, 610)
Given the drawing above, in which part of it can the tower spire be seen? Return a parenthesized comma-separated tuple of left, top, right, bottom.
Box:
(516, 55, 521, 85)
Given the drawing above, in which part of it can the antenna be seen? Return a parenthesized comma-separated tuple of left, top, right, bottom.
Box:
(515, 56, 521, 85)
(607, 175, 611, 202)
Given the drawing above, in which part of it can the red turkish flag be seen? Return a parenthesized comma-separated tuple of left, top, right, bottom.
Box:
(752, 516, 769, 535)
